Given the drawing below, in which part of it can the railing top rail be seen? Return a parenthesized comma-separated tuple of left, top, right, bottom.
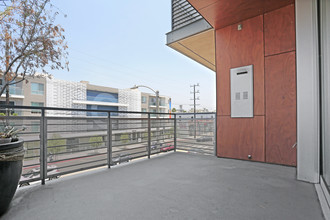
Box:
(0, 105, 215, 116)
(175, 112, 216, 115)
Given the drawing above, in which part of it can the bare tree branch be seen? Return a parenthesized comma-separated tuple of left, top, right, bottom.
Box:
(0, 0, 68, 98)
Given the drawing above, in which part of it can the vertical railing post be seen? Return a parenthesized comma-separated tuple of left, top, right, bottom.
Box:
(174, 114, 177, 152)
(148, 113, 151, 159)
(107, 112, 112, 168)
(171, 0, 174, 30)
(214, 114, 217, 156)
(40, 108, 47, 185)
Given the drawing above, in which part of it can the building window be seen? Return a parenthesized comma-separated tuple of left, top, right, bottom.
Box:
(142, 108, 147, 112)
(160, 98, 166, 106)
(149, 97, 156, 106)
(31, 83, 44, 95)
(87, 90, 118, 103)
(141, 96, 147, 103)
(31, 102, 44, 114)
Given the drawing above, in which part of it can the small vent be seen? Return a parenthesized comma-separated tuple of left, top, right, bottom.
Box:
(243, 91, 248, 100)
(235, 92, 240, 100)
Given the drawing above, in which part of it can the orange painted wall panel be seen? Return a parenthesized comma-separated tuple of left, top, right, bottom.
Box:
(217, 116, 265, 162)
(216, 15, 264, 116)
(264, 4, 296, 56)
(265, 52, 297, 166)
(214, 5, 297, 166)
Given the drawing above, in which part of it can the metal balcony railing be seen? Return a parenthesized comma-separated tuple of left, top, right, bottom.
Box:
(0, 105, 216, 187)
(171, 0, 203, 30)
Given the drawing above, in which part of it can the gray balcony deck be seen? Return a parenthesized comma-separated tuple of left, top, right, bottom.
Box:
(2, 152, 324, 220)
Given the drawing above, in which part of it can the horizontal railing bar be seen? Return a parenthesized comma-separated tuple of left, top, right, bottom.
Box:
(172, 1, 190, 14)
(173, 10, 200, 24)
(0, 116, 42, 120)
(2, 123, 40, 127)
(23, 163, 40, 168)
(24, 155, 41, 160)
(173, 4, 194, 17)
(112, 146, 147, 154)
(47, 146, 106, 156)
(112, 141, 149, 148)
(177, 145, 214, 151)
(43, 135, 106, 141)
(21, 170, 40, 176)
(150, 138, 175, 142)
(177, 137, 214, 141)
(112, 127, 149, 131)
(114, 121, 173, 124)
(19, 131, 42, 135)
(120, 150, 149, 158)
(25, 147, 40, 151)
(46, 116, 108, 120)
(46, 140, 106, 149)
(173, 16, 202, 29)
(173, 14, 201, 27)
(176, 128, 215, 131)
(47, 152, 107, 164)
(177, 136, 214, 141)
(176, 131, 214, 134)
(50, 163, 108, 178)
(176, 112, 216, 115)
(112, 137, 148, 142)
(55, 158, 107, 170)
(173, 9, 198, 21)
(46, 123, 107, 126)
(177, 142, 214, 147)
(23, 140, 41, 143)
(177, 134, 214, 137)
(47, 129, 108, 134)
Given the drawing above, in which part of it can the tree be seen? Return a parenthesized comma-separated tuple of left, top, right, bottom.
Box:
(89, 136, 103, 148)
(0, 0, 68, 103)
(89, 136, 103, 154)
(171, 108, 176, 113)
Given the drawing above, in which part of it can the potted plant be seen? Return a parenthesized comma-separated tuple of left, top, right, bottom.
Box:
(0, 125, 26, 216)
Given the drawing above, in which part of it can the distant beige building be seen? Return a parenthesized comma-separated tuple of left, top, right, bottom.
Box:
(0, 74, 46, 116)
(0, 75, 171, 116)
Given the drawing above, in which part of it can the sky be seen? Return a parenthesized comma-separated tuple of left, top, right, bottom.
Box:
(51, 0, 216, 111)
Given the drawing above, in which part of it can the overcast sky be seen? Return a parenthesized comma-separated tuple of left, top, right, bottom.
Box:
(51, 0, 216, 111)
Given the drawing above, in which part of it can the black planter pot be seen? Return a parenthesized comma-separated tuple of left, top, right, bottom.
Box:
(0, 139, 24, 216)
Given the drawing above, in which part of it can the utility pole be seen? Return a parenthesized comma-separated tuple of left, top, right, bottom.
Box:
(190, 83, 200, 138)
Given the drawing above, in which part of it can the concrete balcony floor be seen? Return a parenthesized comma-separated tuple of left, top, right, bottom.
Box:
(3, 152, 324, 220)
